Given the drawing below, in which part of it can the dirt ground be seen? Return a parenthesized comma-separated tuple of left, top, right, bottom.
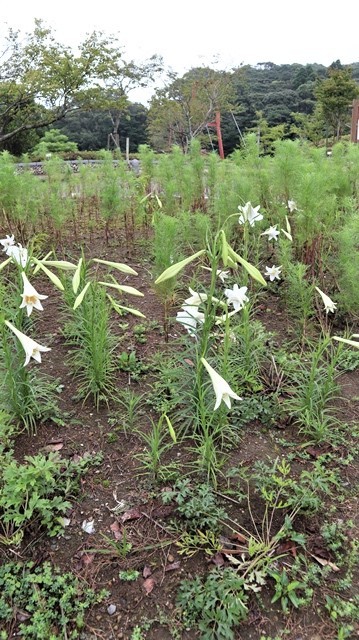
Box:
(1, 224, 358, 640)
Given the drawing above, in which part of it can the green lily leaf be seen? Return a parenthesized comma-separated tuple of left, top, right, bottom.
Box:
(155, 249, 205, 285)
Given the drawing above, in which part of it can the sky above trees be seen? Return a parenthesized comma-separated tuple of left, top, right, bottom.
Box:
(2, 0, 359, 104)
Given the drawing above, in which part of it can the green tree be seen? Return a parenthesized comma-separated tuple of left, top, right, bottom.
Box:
(57, 103, 148, 151)
(32, 128, 78, 156)
(0, 20, 161, 147)
(315, 64, 359, 140)
(290, 112, 325, 145)
(252, 111, 286, 155)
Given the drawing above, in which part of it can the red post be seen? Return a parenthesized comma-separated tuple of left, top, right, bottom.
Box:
(215, 111, 224, 159)
(350, 100, 359, 143)
(207, 111, 225, 159)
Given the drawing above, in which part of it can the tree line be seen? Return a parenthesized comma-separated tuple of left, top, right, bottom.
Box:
(1, 22, 358, 158)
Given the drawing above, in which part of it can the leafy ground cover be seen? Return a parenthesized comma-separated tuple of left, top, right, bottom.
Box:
(0, 141, 358, 640)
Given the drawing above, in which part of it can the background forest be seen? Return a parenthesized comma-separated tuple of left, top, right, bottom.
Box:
(23, 62, 359, 156)
(1, 21, 359, 158)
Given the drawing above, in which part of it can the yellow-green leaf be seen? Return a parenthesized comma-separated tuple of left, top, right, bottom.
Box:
(0, 257, 12, 271)
(155, 250, 205, 285)
(35, 262, 65, 291)
(40, 260, 77, 270)
(164, 413, 176, 443)
(107, 295, 145, 318)
(32, 251, 53, 274)
(155, 194, 163, 209)
(92, 258, 138, 275)
(333, 336, 359, 349)
(73, 281, 91, 309)
(72, 258, 83, 294)
(227, 246, 266, 286)
(99, 281, 144, 297)
(221, 231, 228, 266)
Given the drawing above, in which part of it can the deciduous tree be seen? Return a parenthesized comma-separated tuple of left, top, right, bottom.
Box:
(0, 20, 161, 147)
(147, 67, 236, 153)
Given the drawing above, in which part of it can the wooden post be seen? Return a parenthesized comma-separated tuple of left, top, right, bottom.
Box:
(206, 111, 224, 159)
(215, 111, 224, 160)
(350, 100, 359, 143)
(126, 137, 130, 163)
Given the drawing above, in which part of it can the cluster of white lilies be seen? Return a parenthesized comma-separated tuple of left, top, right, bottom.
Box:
(176, 283, 245, 412)
(1, 234, 51, 366)
(237, 200, 291, 283)
(237, 200, 338, 312)
(0, 191, 349, 420)
(169, 198, 345, 412)
(1, 233, 145, 370)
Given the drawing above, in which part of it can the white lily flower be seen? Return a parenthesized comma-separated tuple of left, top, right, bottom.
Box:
(176, 306, 205, 336)
(201, 266, 230, 282)
(8, 244, 29, 268)
(0, 234, 15, 252)
(19, 272, 48, 316)
(287, 200, 297, 213)
(5, 320, 51, 366)
(315, 286, 337, 314)
(184, 287, 208, 306)
(238, 202, 263, 226)
(261, 225, 280, 241)
(265, 265, 282, 281)
(224, 284, 249, 312)
(217, 269, 230, 283)
(201, 357, 242, 410)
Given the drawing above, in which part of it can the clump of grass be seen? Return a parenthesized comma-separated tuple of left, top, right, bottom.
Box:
(64, 280, 118, 409)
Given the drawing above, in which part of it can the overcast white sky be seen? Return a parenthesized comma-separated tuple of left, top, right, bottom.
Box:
(2, 0, 358, 103)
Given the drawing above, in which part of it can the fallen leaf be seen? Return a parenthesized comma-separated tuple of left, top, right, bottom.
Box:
(143, 565, 152, 578)
(184, 358, 194, 366)
(210, 553, 225, 567)
(277, 540, 297, 557)
(164, 561, 181, 572)
(43, 442, 63, 452)
(61, 517, 71, 527)
(310, 554, 340, 571)
(81, 553, 95, 567)
(224, 553, 243, 566)
(110, 521, 122, 540)
(143, 577, 156, 595)
(151, 504, 175, 518)
(230, 532, 247, 544)
(120, 508, 142, 523)
(306, 446, 324, 459)
(16, 610, 31, 622)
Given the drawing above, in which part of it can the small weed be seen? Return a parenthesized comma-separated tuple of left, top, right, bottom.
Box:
(269, 568, 307, 613)
(135, 413, 178, 483)
(0, 450, 101, 540)
(116, 388, 144, 434)
(177, 567, 248, 640)
(118, 350, 149, 381)
(162, 478, 228, 532)
(176, 529, 221, 557)
(0, 560, 108, 639)
(119, 569, 140, 581)
(133, 323, 148, 343)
